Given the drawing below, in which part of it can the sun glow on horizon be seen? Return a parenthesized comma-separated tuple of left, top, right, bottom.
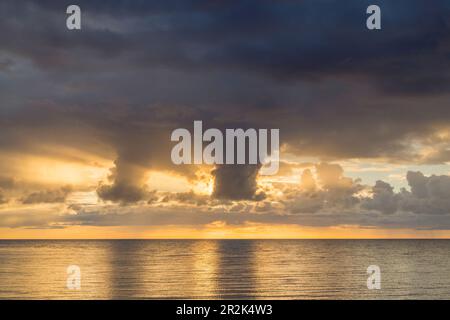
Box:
(1, 223, 450, 240)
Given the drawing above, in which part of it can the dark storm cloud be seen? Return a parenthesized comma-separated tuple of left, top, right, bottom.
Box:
(21, 186, 72, 204)
(2, 0, 450, 91)
(401, 171, 450, 214)
(362, 171, 450, 216)
(3, 169, 450, 230)
(97, 183, 147, 203)
(96, 158, 150, 203)
(212, 165, 264, 200)
(1, 0, 450, 206)
(160, 191, 209, 206)
(362, 180, 399, 215)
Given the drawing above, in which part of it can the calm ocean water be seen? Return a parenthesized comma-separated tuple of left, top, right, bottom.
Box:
(0, 240, 449, 299)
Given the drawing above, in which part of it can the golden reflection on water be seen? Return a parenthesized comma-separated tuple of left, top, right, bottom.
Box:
(84, 240, 222, 299)
(0, 241, 114, 299)
(1, 240, 450, 299)
(190, 240, 220, 298)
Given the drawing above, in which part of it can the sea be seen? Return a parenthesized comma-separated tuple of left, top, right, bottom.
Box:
(0, 239, 449, 299)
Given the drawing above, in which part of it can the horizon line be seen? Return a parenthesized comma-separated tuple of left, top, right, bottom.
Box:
(1, 238, 450, 241)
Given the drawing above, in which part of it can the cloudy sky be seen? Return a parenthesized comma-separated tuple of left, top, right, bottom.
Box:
(1, 0, 450, 238)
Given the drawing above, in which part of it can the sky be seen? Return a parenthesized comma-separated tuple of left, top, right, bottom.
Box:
(1, 0, 450, 238)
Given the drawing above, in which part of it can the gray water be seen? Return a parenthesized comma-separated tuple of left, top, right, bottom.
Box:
(0, 240, 449, 299)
